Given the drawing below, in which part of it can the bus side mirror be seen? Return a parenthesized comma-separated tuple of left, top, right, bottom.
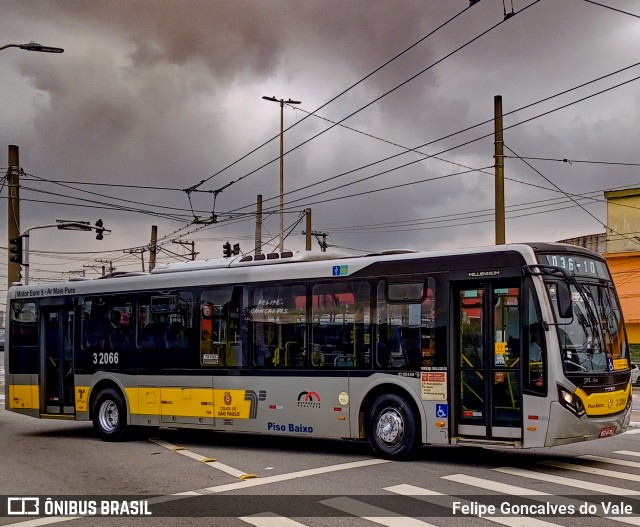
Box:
(556, 281, 572, 319)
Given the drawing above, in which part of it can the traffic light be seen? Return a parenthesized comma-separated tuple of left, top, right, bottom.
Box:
(95, 219, 104, 240)
(9, 235, 23, 265)
(223, 242, 232, 258)
(232, 243, 240, 256)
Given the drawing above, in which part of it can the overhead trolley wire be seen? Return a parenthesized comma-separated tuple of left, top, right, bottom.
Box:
(206, 1, 541, 200)
(21, 171, 204, 218)
(505, 143, 640, 248)
(502, 156, 640, 167)
(260, 67, 640, 215)
(582, 0, 640, 19)
(228, 56, 640, 216)
(184, 1, 481, 194)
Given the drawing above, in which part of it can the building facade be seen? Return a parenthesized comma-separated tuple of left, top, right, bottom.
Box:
(559, 188, 640, 357)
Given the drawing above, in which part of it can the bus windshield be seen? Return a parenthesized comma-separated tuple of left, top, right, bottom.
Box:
(547, 280, 628, 373)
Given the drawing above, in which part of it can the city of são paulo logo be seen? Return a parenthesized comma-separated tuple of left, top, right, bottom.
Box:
(297, 391, 321, 409)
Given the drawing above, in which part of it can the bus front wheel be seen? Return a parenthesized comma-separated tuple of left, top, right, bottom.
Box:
(92, 388, 128, 442)
(368, 394, 418, 460)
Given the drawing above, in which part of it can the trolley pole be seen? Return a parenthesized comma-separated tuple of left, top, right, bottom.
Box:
(494, 95, 505, 245)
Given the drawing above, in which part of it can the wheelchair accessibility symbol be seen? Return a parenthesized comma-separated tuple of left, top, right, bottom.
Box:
(435, 404, 448, 418)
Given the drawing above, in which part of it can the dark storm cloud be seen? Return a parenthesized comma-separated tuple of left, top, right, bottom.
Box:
(2, 0, 640, 295)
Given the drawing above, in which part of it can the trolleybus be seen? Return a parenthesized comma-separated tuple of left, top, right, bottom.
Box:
(4, 242, 631, 459)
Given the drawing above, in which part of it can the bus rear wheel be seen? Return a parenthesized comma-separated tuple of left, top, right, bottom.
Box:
(368, 394, 418, 460)
(92, 388, 128, 442)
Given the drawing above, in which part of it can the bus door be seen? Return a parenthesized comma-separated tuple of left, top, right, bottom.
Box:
(455, 280, 522, 440)
(42, 306, 75, 415)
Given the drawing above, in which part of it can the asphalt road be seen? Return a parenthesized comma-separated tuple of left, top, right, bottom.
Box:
(1, 354, 640, 527)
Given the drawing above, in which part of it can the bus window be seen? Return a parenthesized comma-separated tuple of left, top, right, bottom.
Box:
(526, 287, 546, 394)
(250, 284, 306, 368)
(138, 292, 194, 368)
(311, 281, 371, 369)
(82, 296, 132, 353)
(377, 278, 435, 369)
(9, 301, 38, 374)
(201, 287, 240, 367)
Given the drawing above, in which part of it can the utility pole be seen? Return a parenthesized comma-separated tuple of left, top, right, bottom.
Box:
(126, 248, 146, 272)
(3, 44, 63, 286)
(255, 194, 263, 255)
(171, 239, 198, 260)
(149, 225, 158, 272)
(494, 95, 505, 245)
(95, 259, 114, 276)
(262, 96, 301, 252)
(305, 208, 312, 250)
(7, 145, 21, 287)
(83, 264, 106, 276)
(310, 231, 329, 252)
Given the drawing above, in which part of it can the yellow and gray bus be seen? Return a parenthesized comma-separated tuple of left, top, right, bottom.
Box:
(4, 242, 631, 459)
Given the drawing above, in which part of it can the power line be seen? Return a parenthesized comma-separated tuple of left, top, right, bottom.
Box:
(185, 1, 480, 193)
(582, 0, 640, 19)
(17, 174, 185, 191)
(197, 0, 539, 197)
(505, 143, 640, 248)
(21, 172, 200, 218)
(502, 156, 640, 167)
(229, 58, 640, 216)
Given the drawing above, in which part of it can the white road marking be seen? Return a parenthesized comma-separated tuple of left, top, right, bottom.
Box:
(385, 483, 559, 527)
(319, 496, 438, 527)
(579, 454, 640, 469)
(493, 466, 640, 495)
(2, 458, 389, 526)
(239, 514, 309, 526)
(149, 437, 255, 479)
(540, 460, 640, 482)
(443, 473, 640, 526)
(614, 451, 640, 458)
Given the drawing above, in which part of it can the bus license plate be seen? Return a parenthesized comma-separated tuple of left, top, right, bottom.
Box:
(599, 426, 615, 438)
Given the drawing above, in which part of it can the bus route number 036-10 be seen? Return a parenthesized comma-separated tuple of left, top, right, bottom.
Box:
(92, 352, 119, 365)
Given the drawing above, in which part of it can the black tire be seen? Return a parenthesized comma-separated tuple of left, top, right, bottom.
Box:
(368, 393, 419, 460)
(92, 388, 128, 442)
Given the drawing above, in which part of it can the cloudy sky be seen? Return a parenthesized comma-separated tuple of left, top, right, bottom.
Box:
(2, 0, 640, 303)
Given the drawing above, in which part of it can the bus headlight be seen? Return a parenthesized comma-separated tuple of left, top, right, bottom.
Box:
(558, 385, 585, 417)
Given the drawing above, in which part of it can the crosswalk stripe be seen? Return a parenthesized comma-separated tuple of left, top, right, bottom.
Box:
(319, 497, 438, 527)
(579, 455, 640, 469)
(239, 513, 308, 526)
(540, 461, 640, 482)
(443, 473, 640, 526)
(385, 483, 558, 527)
(443, 473, 548, 496)
(614, 451, 640, 458)
(493, 466, 640, 495)
(623, 429, 640, 435)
